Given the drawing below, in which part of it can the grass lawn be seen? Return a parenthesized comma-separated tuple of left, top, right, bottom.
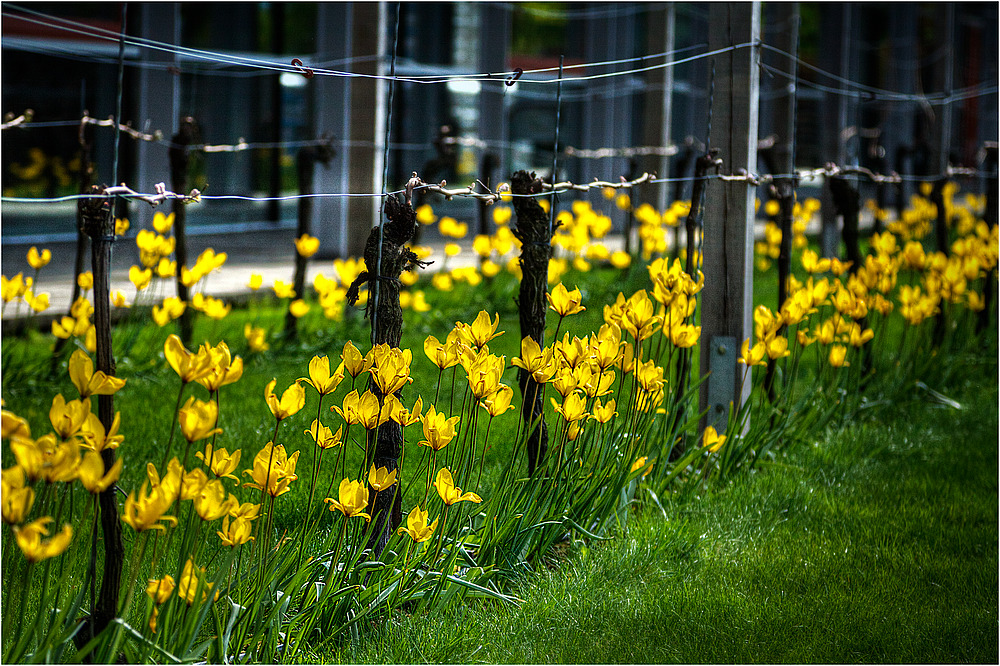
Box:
(332, 355, 998, 664)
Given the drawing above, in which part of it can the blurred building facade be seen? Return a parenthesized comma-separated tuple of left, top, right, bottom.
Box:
(2, 2, 997, 258)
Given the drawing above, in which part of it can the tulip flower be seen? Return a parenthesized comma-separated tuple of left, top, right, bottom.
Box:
(462, 311, 504, 349)
(195, 444, 241, 482)
(305, 420, 343, 449)
(738, 339, 768, 367)
(434, 468, 482, 505)
(2, 466, 34, 524)
(289, 299, 310, 318)
(340, 341, 372, 378)
(302, 355, 344, 395)
(78, 412, 123, 453)
(702, 426, 727, 453)
(547, 283, 586, 317)
(152, 211, 175, 233)
(273, 280, 296, 299)
(77, 271, 93, 291)
(480, 384, 515, 417)
(244, 324, 269, 352)
(146, 575, 175, 606)
(68, 349, 127, 399)
(424, 335, 461, 370)
(242, 442, 300, 497)
(49, 394, 90, 440)
(383, 394, 423, 427)
(828, 344, 850, 368)
(217, 516, 254, 547)
(369, 344, 413, 395)
(295, 234, 320, 257)
(13, 517, 73, 563)
(27, 246, 51, 270)
(264, 379, 305, 421)
(77, 451, 123, 494)
(193, 479, 238, 521)
(177, 557, 217, 605)
(1, 409, 30, 440)
(551, 392, 588, 423)
(129, 265, 152, 291)
(164, 335, 214, 384)
(765, 336, 791, 360)
(511, 336, 557, 384)
(419, 406, 460, 450)
(324, 478, 371, 521)
(178, 397, 222, 443)
(368, 464, 398, 491)
(397, 505, 438, 543)
(195, 342, 243, 392)
(590, 398, 617, 424)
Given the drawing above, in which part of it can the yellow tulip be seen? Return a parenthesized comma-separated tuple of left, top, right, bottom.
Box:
(368, 464, 398, 491)
(305, 420, 343, 449)
(195, 444, 242, 482)
(419, 405, 460, 451)
(301, 355, 344, 396)
(590, 398, 617, 424)
(152, 211, 175, 234)
(397, 505, 438, 542)
(702, 426, 727, 453)
(289, 299, 310, 318)
(369, 344, 413, 395)
(78, 412, 124, 453)
(146, 575, 175, 605)
(68, 349, 127, 399)
(195, 341, 244, 392)
(551, 392, 588, 423)
(114, 217, 130, 236)
(244, 324, 269, 352)
(462, 311, 504, 349)
(247, 273, 263, 290)
(324, 478, 371, 521)
(273, 280, 296, 299)
(2, 466, 34, 524)
(383, 394, 423, 427)
(164, 334, 214, 384)
(242, 442, 300, 497)
(178, 397, 222, 443)
(176, 557, 217, 605)
(48, 394, 89, 440)
(828, 344, 850, 368)
(217, 515, 254, 547)
(434, 467, 482, 505)
(264, 379, 305, 421)
(193, 479, 238, 521)
(480, 384, 515, 417)
(13, 517, 73, 563)
(547, 283, 586, 317)
(424, 335, 461, 370)
(77, 271, 93, 290)
(738, 338, 768, 367)
(511, 336, 556, 384)
(27, 246, 51, 270)
(77, 450, 123, 493)
(340, 341, 371, 378)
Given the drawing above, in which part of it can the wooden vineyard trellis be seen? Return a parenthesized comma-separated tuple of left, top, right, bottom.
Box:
(0, 2, 996, 658)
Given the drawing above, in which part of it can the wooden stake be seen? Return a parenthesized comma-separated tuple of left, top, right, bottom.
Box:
(511, 171, 553, 474)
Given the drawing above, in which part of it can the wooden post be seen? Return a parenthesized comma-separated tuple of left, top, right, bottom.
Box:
(169, 117, 196, 345)
(700, 2, 761, 432)
(52, 119, 96, 375)
(978, 144, 998, 334)
(346, 193, 428, 556)
(511, 170, 553, 474)
(78, 187, 124, 642)
(829, 173, 862, 272)
(284, 141, 334, 339)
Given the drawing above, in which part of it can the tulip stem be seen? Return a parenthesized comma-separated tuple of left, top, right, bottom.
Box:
(159, 381, 188, 470)
(476, 416, 494, 490)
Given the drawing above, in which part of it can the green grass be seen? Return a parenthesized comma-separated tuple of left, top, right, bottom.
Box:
(325, 357, 998, 664)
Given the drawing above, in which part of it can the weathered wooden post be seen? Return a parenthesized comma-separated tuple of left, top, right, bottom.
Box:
(284, 140, 334, 339)
(979, 144, 998, 334)
(700, 2, 760, 432)
(169, 117, 197, 345)
(829, 173, 862, 272)
(511, 170, 553, 474)
(346, 192, 428, 555)
(52, 118, 96, 375)
(78, 187, 124, 642)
